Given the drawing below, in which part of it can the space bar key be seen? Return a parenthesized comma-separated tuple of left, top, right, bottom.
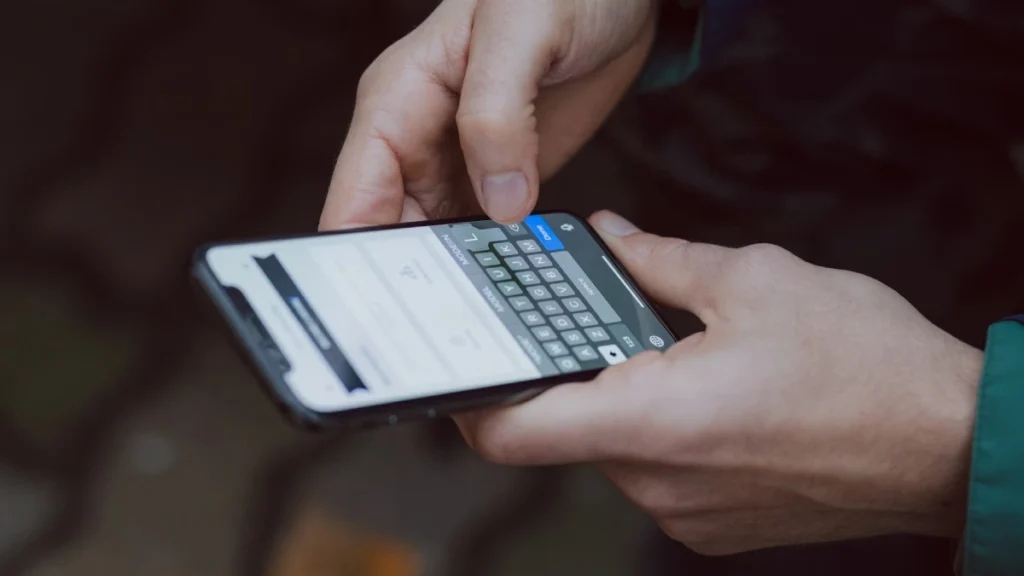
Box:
(550, 251, 622, 324)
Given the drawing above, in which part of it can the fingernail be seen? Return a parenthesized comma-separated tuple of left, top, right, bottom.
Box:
(593, 211, 640, 237)
(482, 172, 529, 221)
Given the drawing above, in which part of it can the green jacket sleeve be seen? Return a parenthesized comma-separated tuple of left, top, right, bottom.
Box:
(636, 0, 759, 91)
(963, 317, 1024, 575)
(638, 7, 704, 91)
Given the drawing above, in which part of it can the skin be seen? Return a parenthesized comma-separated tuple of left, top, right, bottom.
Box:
(322, 0, 984, 555)
(457, 211, 982, 554)
(320, 0, 657, 228)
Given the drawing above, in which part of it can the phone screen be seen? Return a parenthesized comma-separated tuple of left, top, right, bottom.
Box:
(202, 213, 675, 414)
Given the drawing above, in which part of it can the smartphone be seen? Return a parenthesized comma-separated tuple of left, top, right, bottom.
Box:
(192, 211, 676, 430)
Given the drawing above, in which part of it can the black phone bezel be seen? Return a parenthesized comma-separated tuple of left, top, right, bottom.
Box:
(191, 210, 678, 431)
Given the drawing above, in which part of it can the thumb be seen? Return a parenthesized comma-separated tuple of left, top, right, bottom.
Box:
(589, 211, 732, 320)
(455, 0, 565, 223)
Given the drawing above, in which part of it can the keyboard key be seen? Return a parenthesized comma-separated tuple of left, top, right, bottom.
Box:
(504, 222, 529, 236)
(475, 252, 499, 267)
(573, 345, 599, 362)
(543, 341, 570, 357)
(486, 267, 512, 281)
(508, 296, 534, 311)
(573, 312, 598, 327)
(520, 311, 546, 326)
(538, 267, 564, 283)
(527, 285, 552, 300)
(531, 326, 557, 342)
(598, 344, 627, 365)
(494, 242, 518, 256)
(516, 239, 542, 253)
(550, 282, 575, 297)
(550, 315, 575, 330)
(452, 224, 506, 251)
(551, 251, 622, 323)
(528, 254, 552, 267)
(555, 356, 581, 373)
(515, 271, 540, 285)
(608, 324, 643, 357)
(538, 301, 563, 316)
(505, 256, 529, 271)
(562, 297, 586, 312)
(562, 330, 586, 346)
(585, 327, 610, 342)
(497, 282, 522, 296)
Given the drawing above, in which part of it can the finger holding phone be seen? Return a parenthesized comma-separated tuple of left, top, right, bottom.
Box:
(252, 0, 986, 556)
(457, 211, 983, 555)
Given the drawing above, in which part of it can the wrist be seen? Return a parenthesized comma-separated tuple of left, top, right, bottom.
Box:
(912, 339, 983, 537)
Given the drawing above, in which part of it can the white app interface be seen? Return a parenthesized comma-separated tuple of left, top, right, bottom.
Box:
(204, 215, 672, 413)
(207, 227, 540, 411)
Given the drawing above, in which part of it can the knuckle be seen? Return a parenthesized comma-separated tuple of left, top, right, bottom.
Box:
(348, 183, 394, 212)
(454, 109, 509, 139)
(355, 40, 409, 102)
(635, 235, 691, 263)
(355, 60, 385, 101)
(656, 237, 695, 266)
(724, 243, 797, 282)
(737, 243, 794, 266)
(621, 235, 696, 274)
(455, 96, 538, 136)
(436, 28, 470, 80)
(454, 108, 539, 166)
(363, 106, 402, 137)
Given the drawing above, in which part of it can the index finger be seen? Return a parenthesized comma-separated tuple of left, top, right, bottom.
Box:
(319, 113, 406, 230)
(320, 50, 462, 230)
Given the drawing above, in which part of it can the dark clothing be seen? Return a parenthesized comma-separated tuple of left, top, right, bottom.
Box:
(634, 1, 1024, 574)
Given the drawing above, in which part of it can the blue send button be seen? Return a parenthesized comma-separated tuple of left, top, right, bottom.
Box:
(523, 215, 564, 251)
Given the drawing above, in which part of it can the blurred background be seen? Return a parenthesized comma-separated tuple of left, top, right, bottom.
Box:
(1, 0, 1022, 575)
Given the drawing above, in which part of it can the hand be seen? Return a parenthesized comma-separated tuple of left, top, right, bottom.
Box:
(320, 0, 656, 229)
(456, 211, 983, 555)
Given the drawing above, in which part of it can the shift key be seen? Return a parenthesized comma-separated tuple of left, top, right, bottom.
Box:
(608, 324, 643, 357)
(551, 251, 622, 324)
